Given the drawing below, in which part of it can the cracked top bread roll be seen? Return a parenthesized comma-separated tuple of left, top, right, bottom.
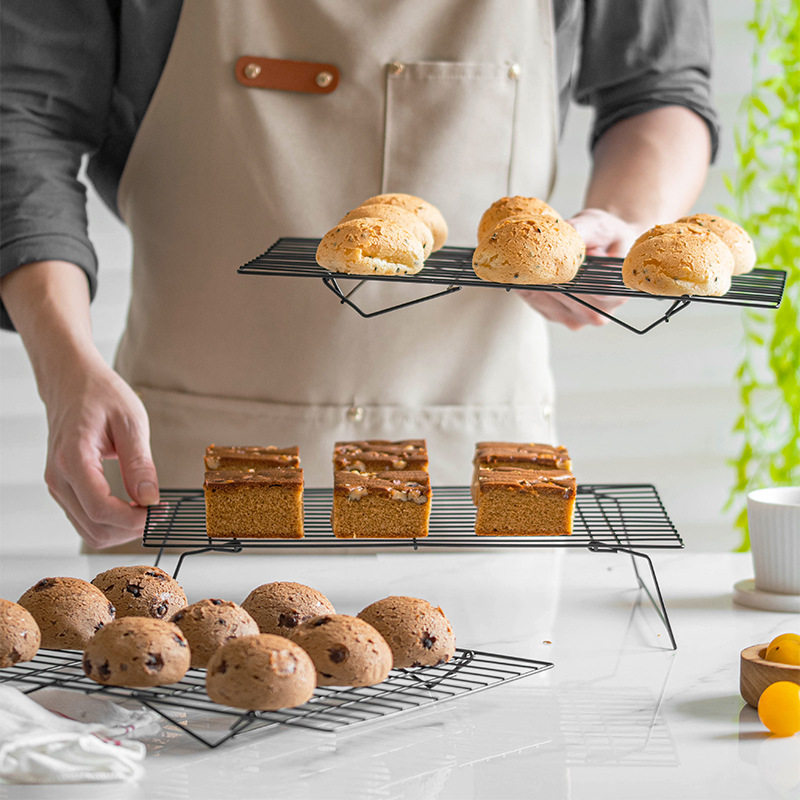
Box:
(622, 222, 734, 296)
(477, 196, 562, 243)
(340, 203, 434, 258)
(472, 215, 585, 284)
(316, 218, 425, 275)
(676, 213, 756, 275)
(363, 193, 448, 251)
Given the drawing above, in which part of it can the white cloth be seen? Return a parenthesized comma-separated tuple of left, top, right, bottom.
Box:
(0, 685, 158, 784)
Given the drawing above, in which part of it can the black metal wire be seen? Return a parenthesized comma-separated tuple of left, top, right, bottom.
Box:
(1, 648, 553, 748)
(238, 237, 786, 307)
(144, 484, 683, 552)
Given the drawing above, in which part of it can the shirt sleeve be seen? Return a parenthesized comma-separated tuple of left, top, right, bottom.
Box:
(574, 0, 720, 160)
(0, 1, 117, 330)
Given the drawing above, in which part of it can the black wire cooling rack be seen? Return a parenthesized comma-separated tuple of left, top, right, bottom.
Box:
(237, 238, 787, 334)
(1, 648, 552, 749)
(144, 484, 683, 649)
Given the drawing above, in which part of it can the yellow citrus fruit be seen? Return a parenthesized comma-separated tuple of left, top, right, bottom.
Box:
(758, 681, 800, 737)
(765, 633, 800, 666)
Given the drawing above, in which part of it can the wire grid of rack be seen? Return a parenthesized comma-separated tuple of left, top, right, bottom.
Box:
(144, 484, 682, 649)
(237, 238, 787, 334)
(144, 484, 681, 552)
(1, 648, 553, 749)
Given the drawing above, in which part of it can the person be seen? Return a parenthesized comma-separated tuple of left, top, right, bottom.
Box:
(0, 1, 717, 550)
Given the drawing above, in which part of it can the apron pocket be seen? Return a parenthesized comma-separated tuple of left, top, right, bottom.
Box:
(381, 61, 518, 245)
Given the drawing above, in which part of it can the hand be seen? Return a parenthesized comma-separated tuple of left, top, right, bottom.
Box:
(43, 356, 159, 548)
(517, 208, 642, 330)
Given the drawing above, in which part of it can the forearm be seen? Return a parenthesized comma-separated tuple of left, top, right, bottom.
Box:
(0, 260, 103, 405)
(584, 106, 712, 229)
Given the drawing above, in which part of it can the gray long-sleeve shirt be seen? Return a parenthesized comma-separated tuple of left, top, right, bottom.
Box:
(0, 0, 719, 330)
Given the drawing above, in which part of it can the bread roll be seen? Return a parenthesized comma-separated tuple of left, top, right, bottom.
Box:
(677, 214, 756, 274)
(630, 221, 703, 250)
(477, 196, 562, 243)
(622, 222, 734, 296)
(340, 203, 434, 257)
(363, 193, 447, 251)
(316, 218, 425, 275)
(472, 215, 585, 284)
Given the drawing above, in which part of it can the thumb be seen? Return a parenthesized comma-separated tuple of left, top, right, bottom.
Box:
(111, 412, 160, 506)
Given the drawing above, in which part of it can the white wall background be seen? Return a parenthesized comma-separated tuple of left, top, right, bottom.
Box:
(0, 0, 756, 556)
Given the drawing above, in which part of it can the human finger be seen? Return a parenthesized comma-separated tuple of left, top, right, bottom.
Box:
(109, 409, 160, 507)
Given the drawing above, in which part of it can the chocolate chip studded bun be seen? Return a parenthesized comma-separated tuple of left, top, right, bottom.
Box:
(472, 215, 585, 284)
(477, 196, 562, 243)
(340, 203, 435, 258)
(623, 222, 734, 296)
(241, 582, 335, 638)
(357, 596, 456, 668)
(0, 598, 41, 667)
(677, 213, 756, 275)
(205, 634, 316, 710)
(363, 192, 448, 251)
(18, 577, 115, 650)
(91, 565, 187, 620)
(82, 617, 190, 687)
(316, 218, 425, 275)
(172, 599, 259, 668)
(288, 614, 392, 687)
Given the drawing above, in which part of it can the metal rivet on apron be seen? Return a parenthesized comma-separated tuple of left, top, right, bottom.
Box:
(507, 63, 521, 80)
(315, 71, 334, 88)
(243, 62, 262, 80)
(387, 61, 405, 76)
(346, 406, 364, 422)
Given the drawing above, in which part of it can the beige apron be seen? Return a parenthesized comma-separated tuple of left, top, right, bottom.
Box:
(114, 0, 559, 490)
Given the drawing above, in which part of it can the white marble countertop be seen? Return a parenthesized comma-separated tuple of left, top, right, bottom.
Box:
(1, 547, 798, 800)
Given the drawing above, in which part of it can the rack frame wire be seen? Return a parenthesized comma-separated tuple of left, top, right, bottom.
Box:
(1, 648, 553, 749)
(237, 238, 787, 334)
(144, 484, 683, 649)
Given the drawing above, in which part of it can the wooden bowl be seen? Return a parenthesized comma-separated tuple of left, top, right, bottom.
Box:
(740, 643, 800, 708)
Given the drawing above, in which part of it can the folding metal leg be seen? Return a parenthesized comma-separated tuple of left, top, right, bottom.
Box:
(588, 541, 677, 650)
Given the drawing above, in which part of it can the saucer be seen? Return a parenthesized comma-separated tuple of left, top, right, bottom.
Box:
(733, 578, 800, 612)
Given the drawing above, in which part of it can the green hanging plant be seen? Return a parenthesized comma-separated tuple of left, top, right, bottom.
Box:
(720, 0, 800, 550)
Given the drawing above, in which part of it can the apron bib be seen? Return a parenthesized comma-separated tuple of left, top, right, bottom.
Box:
(114, 0, 560, 489)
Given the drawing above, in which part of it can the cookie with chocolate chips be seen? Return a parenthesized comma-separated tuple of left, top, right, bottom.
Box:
(205, 634, 316, 710)
(17, 577, 115, 650)
(357, 596, 456, 668)
(241, 582, 334, 637)
(82, 617, 190, 687)
(91, 565, 187, 620)
(171, 598, 259, 668)
(0, 597, 41, 667)
(288, 614, 392, 687)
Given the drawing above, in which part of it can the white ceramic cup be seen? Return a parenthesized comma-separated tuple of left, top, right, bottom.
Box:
(747, 486, 800, 595)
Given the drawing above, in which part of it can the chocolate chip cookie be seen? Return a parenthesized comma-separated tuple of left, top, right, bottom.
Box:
(0, 597, 41, 667)
(357, 596, 456, 668)
(288, 614, 392, 687)
(82, 617, 190, 687)
(241, 582, 335, 637)
(17, 577, 115, 650)
(172, 599, 259, 668)
(91, 565, 187, 620)
(205, 634, 316, 710)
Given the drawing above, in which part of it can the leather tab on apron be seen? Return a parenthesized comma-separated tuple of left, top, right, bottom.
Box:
(234, 56, 339, 94)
